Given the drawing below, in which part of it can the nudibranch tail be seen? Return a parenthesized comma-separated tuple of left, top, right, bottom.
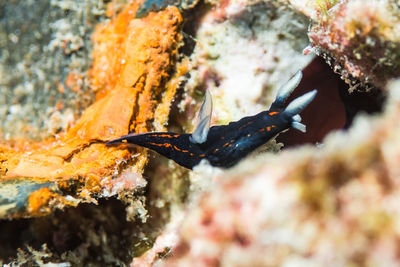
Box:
(270, 70, 303, 111)
(106, 132, 179, 147)
(106, 132, 203, 169)
(283, 89, 317, 133)
(105, 133, 137, 145)
(190, 90, 213, 144)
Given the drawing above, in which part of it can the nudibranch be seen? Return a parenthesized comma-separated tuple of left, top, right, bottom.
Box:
(106, 71, 317, 169)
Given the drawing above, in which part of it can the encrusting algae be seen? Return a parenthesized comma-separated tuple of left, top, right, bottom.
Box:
(0, 3, 184, 218)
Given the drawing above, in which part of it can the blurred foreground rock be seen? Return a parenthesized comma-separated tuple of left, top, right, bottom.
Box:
(157, 79, 400, 266)
(133, 0, 400, 266)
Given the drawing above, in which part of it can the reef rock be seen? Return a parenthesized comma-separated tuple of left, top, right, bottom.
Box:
(2, 0, 400, 265)
(307, 0, 400, 90)
(157, 80, 400, 266)
(132, 0, 400, 266)
(0, 3, 183, 219)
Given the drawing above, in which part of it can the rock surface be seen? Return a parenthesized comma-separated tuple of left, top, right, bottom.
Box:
(308, 0, 400, 90)
(158, 80, 400, 266)
(0, 2, 183, 218)
(1, 0, 399, 265)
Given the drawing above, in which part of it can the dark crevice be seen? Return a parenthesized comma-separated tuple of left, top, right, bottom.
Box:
(0, 198, 146, 265)
(179, 1, 212, 57)
(338, 81, 386, 129)
(165, 80, 191, 133)
(277, 56, 386, 148)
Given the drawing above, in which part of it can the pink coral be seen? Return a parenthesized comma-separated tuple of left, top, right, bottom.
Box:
(158, 80, 400, 266)
(308, 0, 400, 89)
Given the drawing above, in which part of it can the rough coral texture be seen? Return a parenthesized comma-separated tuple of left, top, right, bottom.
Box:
(0, 0, 108, 140)
(0, 3, 183, 218)
(130, 0, 400, 266)
(2, 0, 399, 265)
(183, 0, 313, 127)
(307, 0, 400, 89)
(158, 79, 400, 266)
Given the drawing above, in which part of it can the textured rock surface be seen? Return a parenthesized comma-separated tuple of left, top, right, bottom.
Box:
(132, 0, 400, 266)
(158, 79, 400, 266)
(1, 1, 185, 265)
(0, 3, 183, 218)
(1, 0, 399, 265)
(0, 0, 108, 140)
(183, 0, 313, 127)
(307, 0, 400, 90)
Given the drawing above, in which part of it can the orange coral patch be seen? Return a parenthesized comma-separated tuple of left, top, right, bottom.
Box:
(0, 4, 183, 218)
(27, 187, 57, 216)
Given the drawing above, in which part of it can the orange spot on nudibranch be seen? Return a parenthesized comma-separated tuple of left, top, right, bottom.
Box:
(149, 142, 172, 148)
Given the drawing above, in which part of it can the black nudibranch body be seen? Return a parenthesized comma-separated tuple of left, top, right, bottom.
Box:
(106, 71, 317, 169)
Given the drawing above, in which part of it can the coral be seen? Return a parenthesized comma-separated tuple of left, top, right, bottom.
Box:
(307, 0, 400, 89)
(2, 0, 399, 265)
(184, 1, 313, 127)
(0, 0, 107, 140)
(0, 3, 183, 219)
(158, 80, 400, 266)
(127, 0, 400, 266)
